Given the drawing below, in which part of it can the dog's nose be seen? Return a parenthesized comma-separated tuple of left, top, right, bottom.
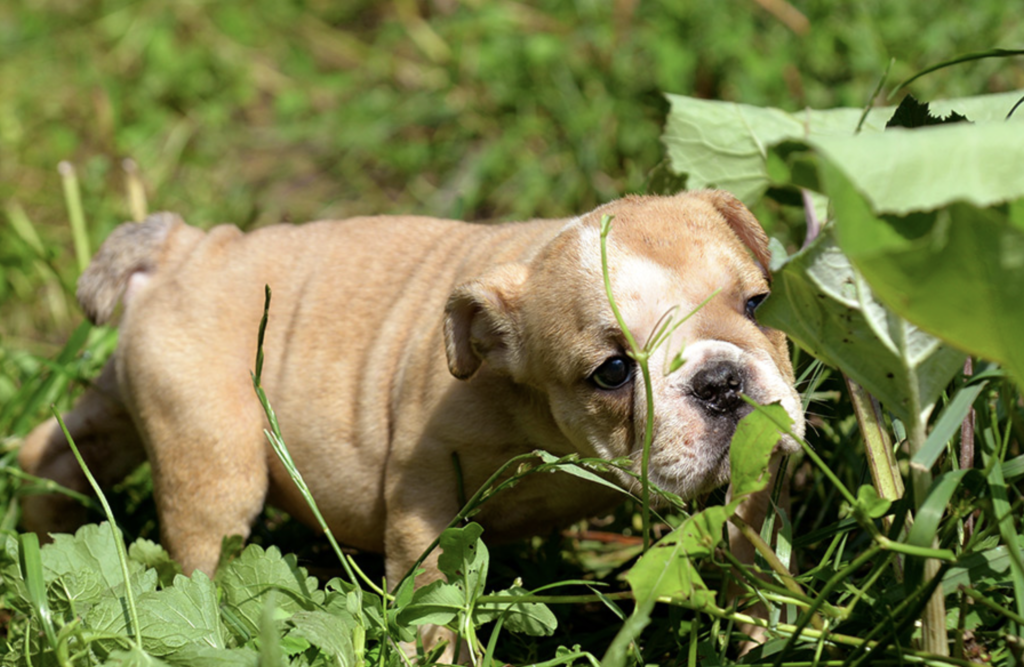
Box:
(689, 360, 746, 415)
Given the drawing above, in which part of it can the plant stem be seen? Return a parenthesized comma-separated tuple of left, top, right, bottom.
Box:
(845, 378, 904, 518)
(907, 410, 948, 656)
(251, 287, 382, 599)
(58, 161, 91, 274)
(729, 514, 824, 630)
(960, 586, 1024, 626)
(122, 158, 148, 222)
(599, 214, 653, 550)
(53, 409, 142, 646)
(959, 358, 976, 540)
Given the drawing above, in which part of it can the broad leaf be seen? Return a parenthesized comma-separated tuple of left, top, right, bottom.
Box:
(86, 571, 223, 658)
(943, 535, 1024, 594)
(817, 140, 1024, 390)
(662, 96, 888, 204)
(758, 228, 963, 424)
(814, 122, 1024, 216)
(729, 403, 790, 500)
(475, 584, 557, 636)
(215, 544, 322, 643)
(626, 506, 726, 606)
(285, 609, 358, 666)
(129, 539, 182, 588)
(102, 646, 172, 666)
(437, 522, 489, 599)
(662, 91, 1024, 206)
(161, 646, 259, 667)
(43, 523, 150, 602)
(854, 484, 891, 520)
(399, 580, 464, 626)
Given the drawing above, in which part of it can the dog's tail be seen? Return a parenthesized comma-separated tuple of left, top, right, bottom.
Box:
(77, 212, 185, 325)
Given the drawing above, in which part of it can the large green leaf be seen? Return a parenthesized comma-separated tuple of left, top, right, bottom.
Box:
(943, 535, 1024, 593)
(102, 646, 173, 666)
(398, 580, 464, 626)
(728, 403, 790, 500)
(284, 610, 358, 666)
(215, 544, 323, 643)
(86, 571, 224, 658)
(42, 523, 151, 602)
(662, 96, 888, 204)
(661, 91, 1023, 205)
(625, 506, 725, 607)
(436, 522, 489, 599)
(816, 132, 1024, 388)
(758, 228, 964, 424)
(813, 121, 1024, 215)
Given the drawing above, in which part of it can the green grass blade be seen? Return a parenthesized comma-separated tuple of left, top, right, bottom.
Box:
(1004, 454, 1024, 481)
(250, 286, 382, 600)
(122, 158, 148, 222)
(855, 57, 893, 134)
(9, 466, 102, 513)
(913, 380, 988, 470)
(58, 161, 91, 274)
(4, 201, 47, 258)
(599, 214, 653, 551)
(904, 469, 972, 591)
(19, 532, 59, 650)
(7, 321, 92, 434)
(987, 461, 1024, 637)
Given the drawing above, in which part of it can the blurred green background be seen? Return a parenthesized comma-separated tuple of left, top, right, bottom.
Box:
(1, 0, 1022, 352)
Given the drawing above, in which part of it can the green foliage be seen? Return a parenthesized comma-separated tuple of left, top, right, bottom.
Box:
(0, 524, 371, 665)
(0, 518, 571, 665)
(728, 403, 791, 499)
(662, 67, 1024, 663)
(817, 124, 1024, 389)
(760, 227, 965, 425)
(401, 522, 558, 655)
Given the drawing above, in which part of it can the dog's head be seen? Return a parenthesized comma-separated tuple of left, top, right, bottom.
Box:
(444, 190, 803, 499)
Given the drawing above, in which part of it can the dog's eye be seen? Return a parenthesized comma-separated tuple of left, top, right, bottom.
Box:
(590, 356, 633, 390)
(745, 293, 769, 320)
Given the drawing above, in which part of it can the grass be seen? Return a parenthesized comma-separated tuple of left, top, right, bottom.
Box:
(2, 1, 1023, 665)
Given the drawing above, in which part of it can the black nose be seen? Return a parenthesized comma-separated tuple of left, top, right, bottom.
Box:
(689, 360, 746, 415)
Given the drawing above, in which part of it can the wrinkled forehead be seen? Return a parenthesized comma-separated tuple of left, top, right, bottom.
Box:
(551, 197, 764, 298)
(521, 199, 768, 372)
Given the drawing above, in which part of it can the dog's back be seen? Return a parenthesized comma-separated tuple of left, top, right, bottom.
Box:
(20, 211, 565, 573)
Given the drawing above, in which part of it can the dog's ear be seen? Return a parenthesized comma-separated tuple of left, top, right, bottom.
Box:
(444, 264, 529, 380)
(688, 190, 772, 276)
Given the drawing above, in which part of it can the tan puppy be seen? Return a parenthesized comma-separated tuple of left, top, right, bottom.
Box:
(20, 191, 803, 611)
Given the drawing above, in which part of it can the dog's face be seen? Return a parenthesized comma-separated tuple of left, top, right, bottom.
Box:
(445, 191, 804, 500)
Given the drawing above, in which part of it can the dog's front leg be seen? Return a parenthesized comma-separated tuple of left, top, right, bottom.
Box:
(384, 462, 471, 663)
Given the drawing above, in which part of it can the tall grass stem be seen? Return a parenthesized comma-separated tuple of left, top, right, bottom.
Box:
(58, 161, 91, 274)
(599, 214, 653, 551)
(52, 408, 141, 645)
(123, 159, 148, 222)
(250, 286, 382, 599)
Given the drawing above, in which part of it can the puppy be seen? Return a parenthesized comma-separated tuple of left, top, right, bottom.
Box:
(20, 191, 803, 629)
